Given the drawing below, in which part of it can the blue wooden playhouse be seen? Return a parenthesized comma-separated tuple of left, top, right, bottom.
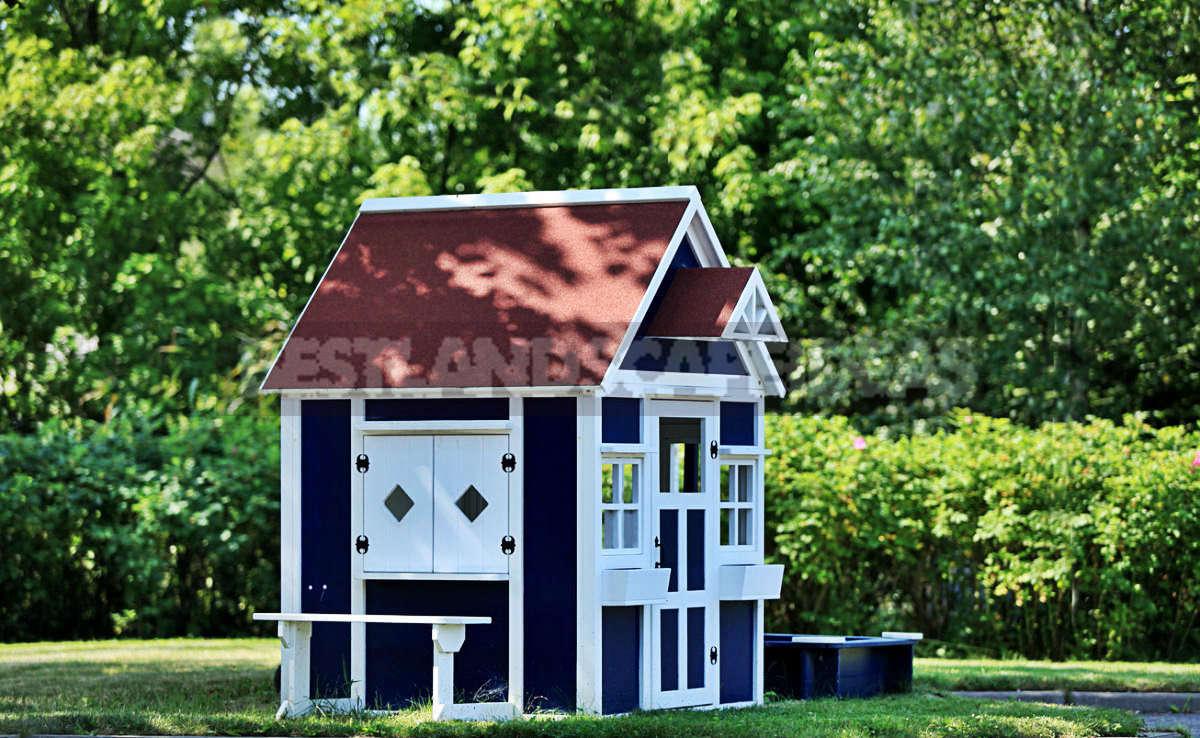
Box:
(257, 186, 787, 718)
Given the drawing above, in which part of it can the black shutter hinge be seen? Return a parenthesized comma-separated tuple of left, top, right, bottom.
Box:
(710, 646, 718, 664)
(501, 453, 516, 473)
(500, 535, 516, 555)
(710, 440, 718, 459)
(355, 535, 369, 554)
(356, 454, 370, 473)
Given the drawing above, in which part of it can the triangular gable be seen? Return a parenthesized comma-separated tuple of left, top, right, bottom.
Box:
(643, 267, 785, 343)
(618, 238, 749, 376)
(719, 270, 787, 342)
(604, 203, 787, 396)
(260, 196, 690, 391)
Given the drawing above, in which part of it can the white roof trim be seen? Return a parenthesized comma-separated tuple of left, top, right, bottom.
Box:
(258, 212, 362, 395)
(360, 186, 698, 214)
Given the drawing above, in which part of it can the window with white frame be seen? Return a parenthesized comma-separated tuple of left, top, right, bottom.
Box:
(719, 462, 755, 547)
(601, 458, 641, 551)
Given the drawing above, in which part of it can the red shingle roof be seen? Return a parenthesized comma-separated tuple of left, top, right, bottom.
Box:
(262, 201, 689, 390)
(643, 267, 754, 339)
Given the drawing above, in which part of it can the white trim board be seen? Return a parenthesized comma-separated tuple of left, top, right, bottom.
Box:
(360, 186, 697, 214)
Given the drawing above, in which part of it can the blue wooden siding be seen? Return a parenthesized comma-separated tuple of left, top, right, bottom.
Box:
(659, 509, 679, 592)
(660, 608, 679, 692)
(300, 399, 352, 699)
(365, 580, 509, 708)
(620, 236, 748, 376)
(522, 397, 578, 712)
(687, 606, 705, 689)
(719, 601, 755, 703)
(686, 509, 705, 591)
(719, 402, 757, 446)
(364, 397, 509, 421)
(601, 397, 641, 443)
(601, 606, 641, 714)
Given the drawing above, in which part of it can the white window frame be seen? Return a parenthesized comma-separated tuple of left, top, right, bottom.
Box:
(599, 456, 645, 554)
(718, 461, 756, 549)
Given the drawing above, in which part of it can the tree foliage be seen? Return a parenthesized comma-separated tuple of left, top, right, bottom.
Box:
(1, 0, 1198, 429)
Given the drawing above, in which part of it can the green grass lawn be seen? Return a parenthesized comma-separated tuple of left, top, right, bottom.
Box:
(916, 657, 1200, 693)
(0, 638, 1146, 737)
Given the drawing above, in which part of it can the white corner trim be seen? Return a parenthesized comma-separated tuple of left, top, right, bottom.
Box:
(360, 186, 698, 213)
(259, 212, 362, 395)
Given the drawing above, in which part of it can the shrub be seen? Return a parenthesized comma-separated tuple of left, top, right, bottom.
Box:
(765, 412, 1200, 660)
(0, 413, 278, 641)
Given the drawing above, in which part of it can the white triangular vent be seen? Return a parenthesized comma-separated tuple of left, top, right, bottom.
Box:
(722, 271, 786, 342)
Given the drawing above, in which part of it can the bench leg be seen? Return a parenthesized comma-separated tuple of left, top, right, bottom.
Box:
(430, 625, 515, 722)
(277, 621, 312, 718)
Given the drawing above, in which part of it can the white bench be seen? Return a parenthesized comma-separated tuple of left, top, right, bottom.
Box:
(252, 612, 515, 722)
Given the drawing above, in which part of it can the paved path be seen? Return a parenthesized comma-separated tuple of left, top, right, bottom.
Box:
(954, 691, 1200, 736)
(1142, 713, 1200, 736)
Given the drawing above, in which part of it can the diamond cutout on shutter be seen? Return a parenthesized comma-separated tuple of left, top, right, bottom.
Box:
(455, 484, 488, 523)
(384, 484, 415, 524)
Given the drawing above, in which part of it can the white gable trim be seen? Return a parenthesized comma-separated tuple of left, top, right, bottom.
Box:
(603, 203, 788, 397)
(600, 197, 701, 387)
(360, 186, 697, 214)
(722, 269, 788, 343)
(259, 212, 362, 395)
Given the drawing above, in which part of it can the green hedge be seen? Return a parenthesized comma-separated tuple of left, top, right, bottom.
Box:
(0, 414, 279, 641)
(4, 409, 1198, 659)
(765, 412, 1200, 661)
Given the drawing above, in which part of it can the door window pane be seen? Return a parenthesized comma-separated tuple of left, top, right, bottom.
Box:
(659, 418, 702, 494)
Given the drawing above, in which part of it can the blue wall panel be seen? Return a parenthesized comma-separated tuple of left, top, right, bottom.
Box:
(660, 608, 679, 692)
(522, 397, 577, 712)
(601, 397, 641, 443)
(719, 601, 754, 703)
(300, 400, 352, 699)
(687, 606, 705, 689)
(365, 580, 509, 708)
(364, 397, 508, 421)
(659, 509, 679, 592)
(719, 402, 757, 446)
(686, 509, 705, 591)
(601, 607, 640, 714)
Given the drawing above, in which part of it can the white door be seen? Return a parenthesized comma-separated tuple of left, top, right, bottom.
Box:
(362, 435, 435, 573)
(650, 404, 718, 708)
(433, 434, 510, 574)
